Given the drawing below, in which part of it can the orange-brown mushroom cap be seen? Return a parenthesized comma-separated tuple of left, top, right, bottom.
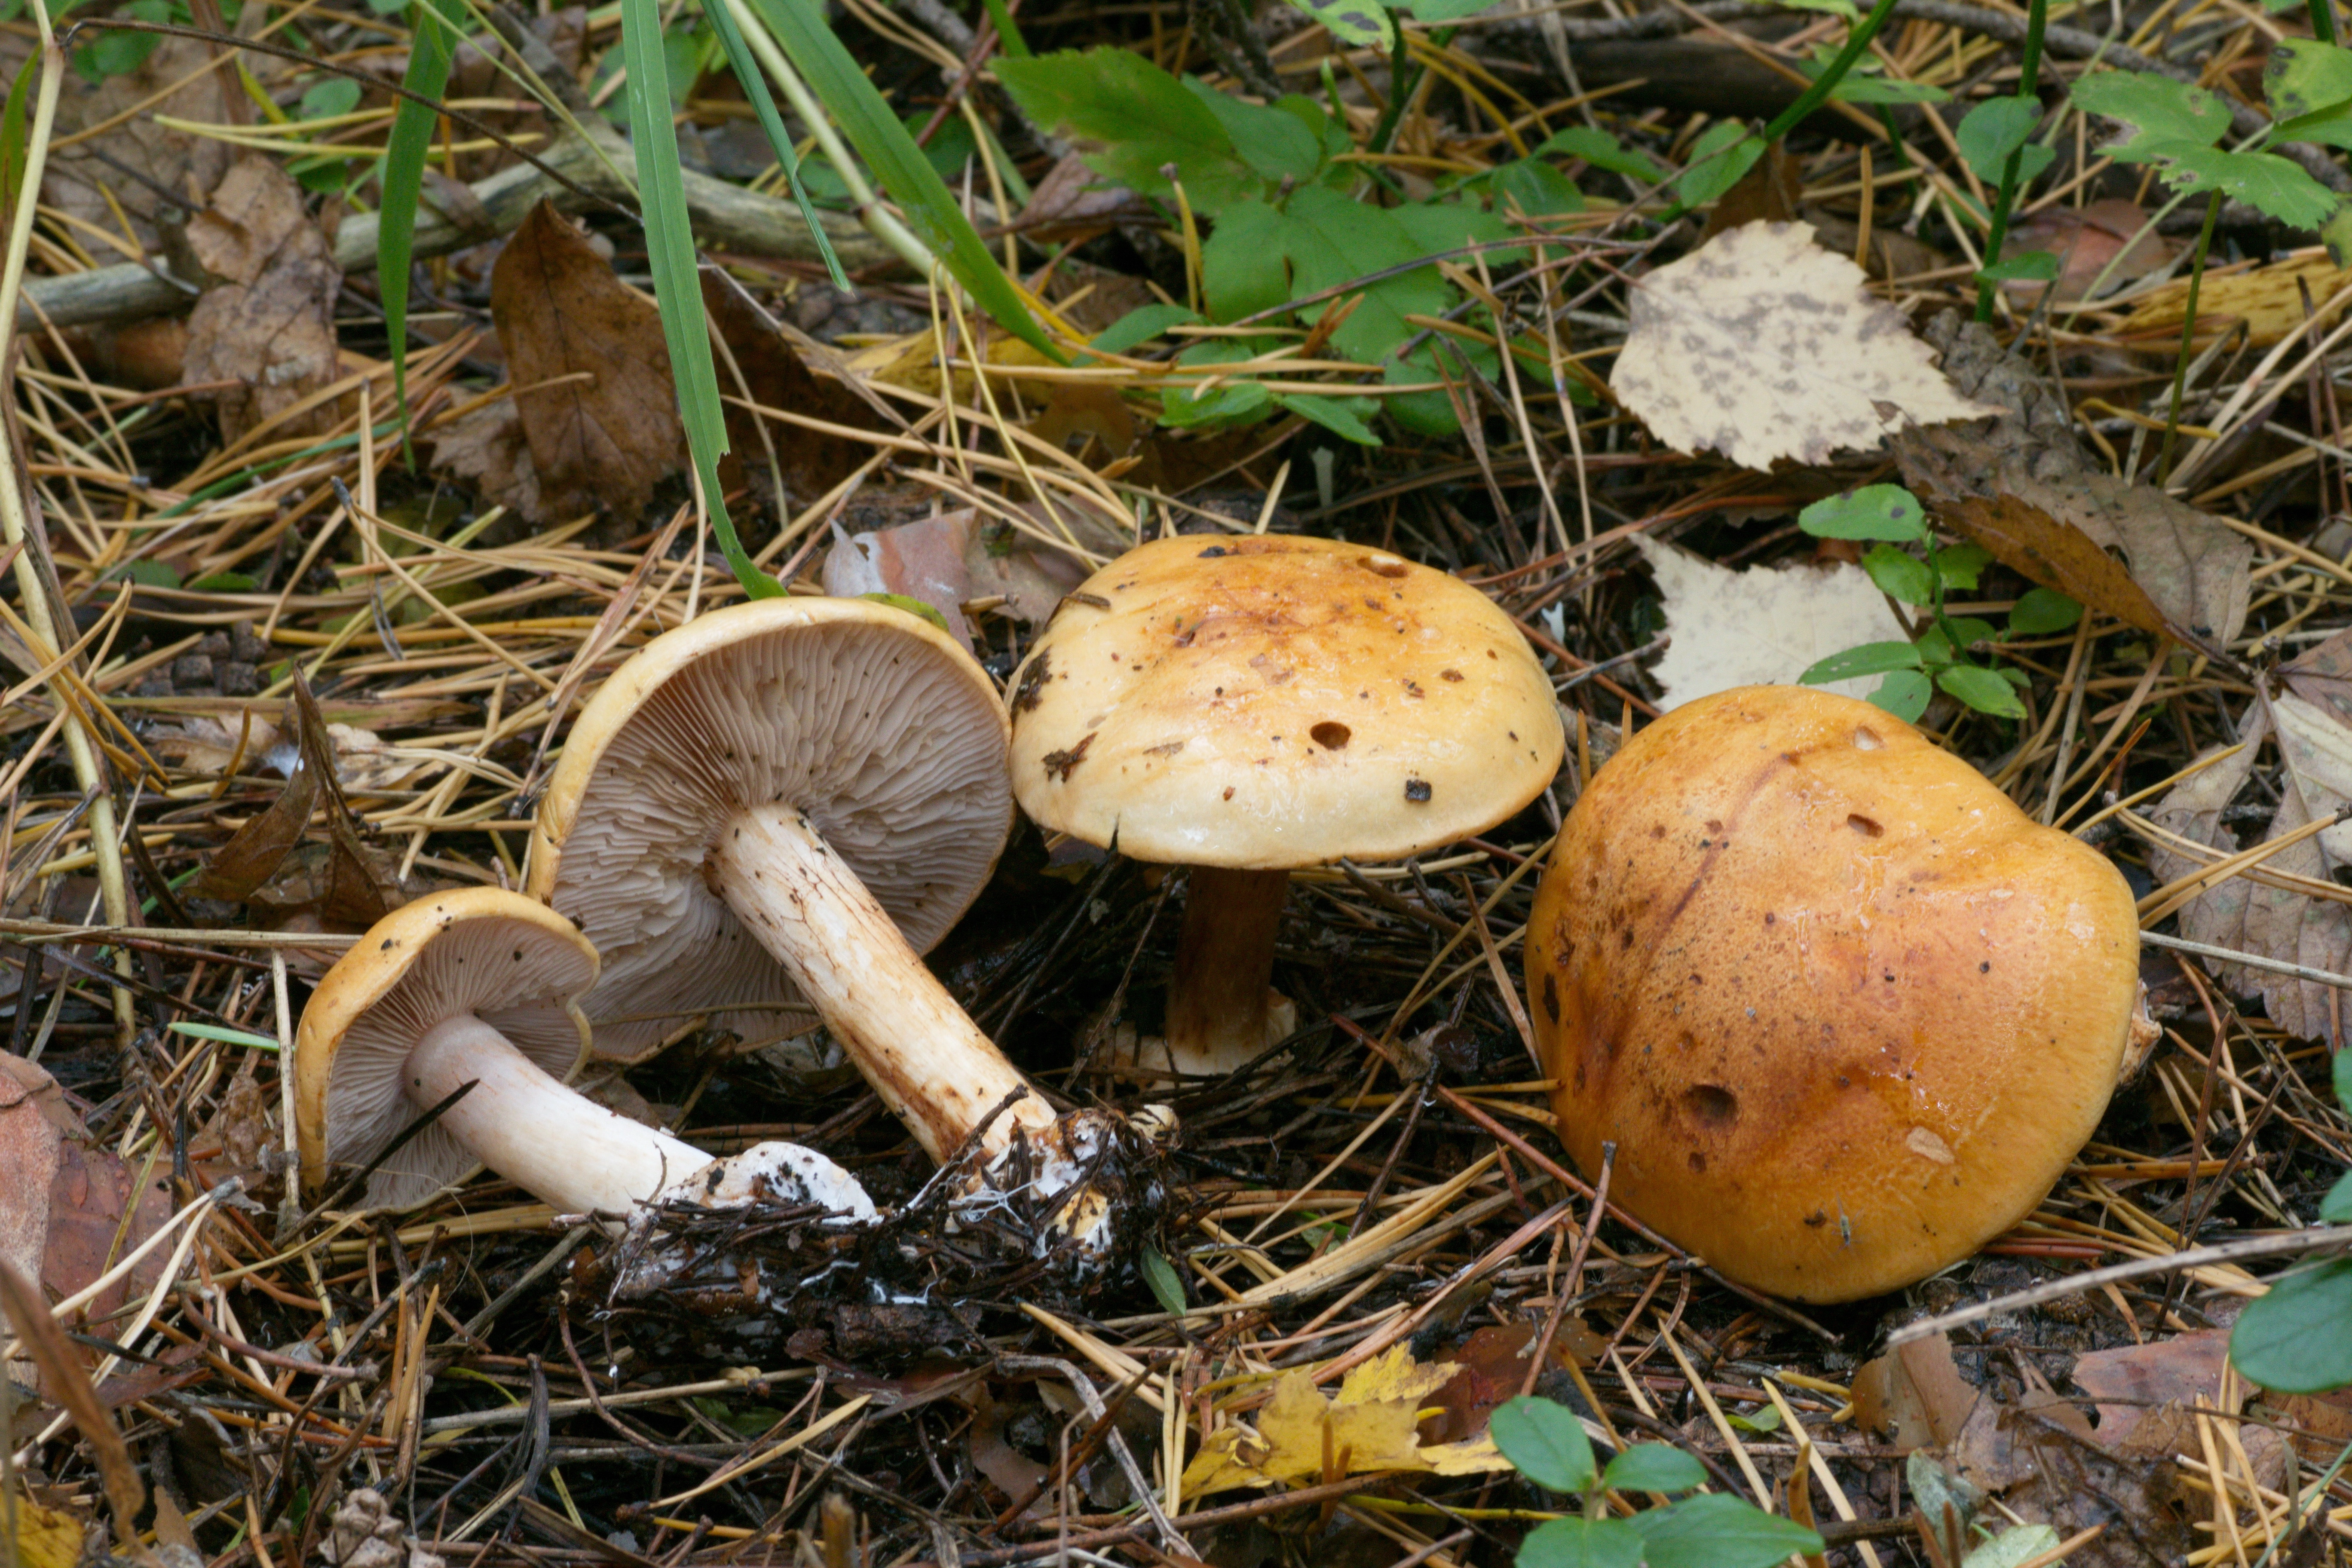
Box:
(1008, 535, 1563, 867)
(1525, 685, 2141, 1302)
(296, 888, 595, 1205)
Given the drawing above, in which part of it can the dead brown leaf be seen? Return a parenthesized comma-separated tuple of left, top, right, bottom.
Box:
(46, 31, 234, 255)
(1850, 1331, 1978, 1450)
(43, 1140, 172, 1328)
(822, 512, 979, 648)
(701, 273, 880, 505)
(426, 396, 545, 523)
(2073, 1328, 2233, 1444)
(181, 155, 341, 446)
(1939, 492, 2173, 642)
(0, 1059, 67, 1312)
(2002, 199, 2177, 303)
(490, 200, 685, 521)
(1700, 139, 1802, 239)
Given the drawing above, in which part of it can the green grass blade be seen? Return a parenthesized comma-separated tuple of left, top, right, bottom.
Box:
(624, 0, 783, 599)
(742, 0, 1064, 361)
(380, 0, 458, 460)
(702, 0, 850, 290)
(977, 0, 1032, 57)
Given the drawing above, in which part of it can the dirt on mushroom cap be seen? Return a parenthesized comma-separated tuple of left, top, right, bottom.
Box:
(1525, 684, 2141, 1303)
(1008, 535, 1564, 868)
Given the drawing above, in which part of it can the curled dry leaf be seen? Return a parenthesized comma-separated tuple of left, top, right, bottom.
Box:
(181, 156, 342, 446)
(1937, 493, 2171, 642)
(1609, 220, 1997, 471)
(1629, 533, 1911, 709)
(490, 200, 686, 521)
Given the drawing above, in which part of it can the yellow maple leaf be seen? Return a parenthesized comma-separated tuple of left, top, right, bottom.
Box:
(0, 1491, 87, 1568)
(1179, 1348, 1512, 1499)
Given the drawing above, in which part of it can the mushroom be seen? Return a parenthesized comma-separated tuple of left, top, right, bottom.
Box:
(1007, 534, 1564, 1076)
(1525, 684, 2149, 1303)
(296, 887, 873, 1222)
(526, 597, 1163, 1267)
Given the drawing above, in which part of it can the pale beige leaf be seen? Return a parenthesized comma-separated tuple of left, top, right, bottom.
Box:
(1631, 534, 1911, 710)
(1610, 220, 1997, 471)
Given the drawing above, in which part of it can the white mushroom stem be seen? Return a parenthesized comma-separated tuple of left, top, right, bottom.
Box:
(1164, 866, 1292, 1076)
(407, 1014, 715, 1216)
(708, 802, 1059, 1165)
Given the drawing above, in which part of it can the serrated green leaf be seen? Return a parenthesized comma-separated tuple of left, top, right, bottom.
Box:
(749, 0, 1059, 360)
(1288, 185, 1461, 362)
(1634, 1493, 1825, 1568)
(1872, 668, 1933, 720)
(1090, 303, 1202, 355)
(1516, 1516, 1645, 1568)
(1601, 1444, 1706, 1494)
(1201, 198, 1293, 322)
(1185, 77, 1326, 185)
(1800, 484, 1927, 542)
(2073, 70, 2232, 151)
(2231, 1256, 2352, 1392)
(1281, 0, 1396, 48)
(1801, 641, 1926, 683)
(1532, 126, 1669, 183)
(1490, 1396, 1597, 1493)
(1937, 663, 2028, 718)
(2009, 587, 2082, 635)
(2267, 38, 2352, 122)
(2150, 142, 2338, 228)
(995, 49, 1261, 213)
(1956, 94, 2040, 179)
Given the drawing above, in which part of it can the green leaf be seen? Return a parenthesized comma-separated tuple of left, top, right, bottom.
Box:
(2144, 143, 2340, 229)
(626, 0, 780, 599)
(1202, 198, 1294, 322)
(1676, 123, 1763, 208)
(1400, 0, 1502, 16)
(1800, 485, 1927, 542)
(2336, 1046, 2350, 1119)
(1280, 0, 1395, 49)
(1515, 1516, 1645, 1568)
(381, 0, 459, 457)
(74, 0, 166, 83)
(2266, 38, 2352, 122)
(184, 570, 258, 592)
(1943, 616, 1999, 650)
(1724, 1404, 1784, 1434)
(299, 77, 361, 120)
(1186, 77, 1326, 186)
(1277, 391, 1383, 444)
(1956, 94, 2040, 179)
(1489, 1396, 1597, 1494)
(1532, 126, 1668, 183)
(2072, 70, 2232, 152)
(1287, 185, 1461, 363)
(977, 0, 1030, 55)
(168, 1020, 282, 1050)
(995, 49, 1261, 213)
(1937, 663, 2028, 718)
(1139, 1246, 1188, 1314)
(749, 0, 1060, 359)
(1962, 1524, 2064, 1568)
(1162, 341, 1274, 427)
(1978, 250, 2060, 286)
(1933, 542, 1994, 592)
(1863, 545, 1938, 606)
(1090, 303, 1202, 355)
(1384, 338, 1492, 436)
(1871, 668, 1933, 720)
(1635, 1494, 1825, 1568)
(2009, 587, 2082, 635)
(0, 52, 38, 239)
(104, 559, 180, 588)
(1492, 157, 1583, 219)
(2231, 1257, 2352, 1392)
(1801, 641, 1925, 683)
(858, 592, 949, 630)
(1827, 73, 1951, 104)
(2320, 1169, 2352, 1223)
(1602, 1444, 1707, 1494)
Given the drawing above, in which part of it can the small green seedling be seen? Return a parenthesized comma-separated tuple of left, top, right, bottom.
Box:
(1796, 484, 2080, 724)
(2230, 1047, 2352, 1394)
(1491, 1395, 1823, 1568)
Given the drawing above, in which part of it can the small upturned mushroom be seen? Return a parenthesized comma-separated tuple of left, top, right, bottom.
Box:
(527, 597, 1163, 1268)
(1009, 535, 1563, 1076)
(297, 887, 872, 1222)
(1525, 684, 2147, 1303)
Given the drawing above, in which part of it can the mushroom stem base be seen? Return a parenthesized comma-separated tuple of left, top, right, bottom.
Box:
(710, 804, 1057, 1164)
(407, 1014, 712, 1217)
(1165, 866, 1291, 1075)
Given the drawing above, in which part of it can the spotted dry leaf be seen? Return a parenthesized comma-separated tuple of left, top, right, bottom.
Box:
(1611, 220, 1997, 471)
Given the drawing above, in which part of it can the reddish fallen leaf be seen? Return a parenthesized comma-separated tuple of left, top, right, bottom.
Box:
(1850, 1331, 1978, 1450)
(1423, 1320, 1602, 1443)
(2072, 1327, 2231, 1445)
(182, 155, 342, 445)
(0, 1057, 68, 1295)
(823, 512, 980, 648)
(490, 200, 686, 521)
(2002, 199, 2176, 302)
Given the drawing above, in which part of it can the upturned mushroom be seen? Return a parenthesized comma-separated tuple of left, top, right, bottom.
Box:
(297, 887, 873, 1222)
(1525, 684, 2150, 1302)
(527, 597, 1164, 1268)
(1008, 534, 1563, 1076)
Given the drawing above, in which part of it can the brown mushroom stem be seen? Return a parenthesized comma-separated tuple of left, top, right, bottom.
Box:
(405, 1014, 715, 1216)
(1164, 867, 1293, 1076)
(709, 804, 1059, 1164)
